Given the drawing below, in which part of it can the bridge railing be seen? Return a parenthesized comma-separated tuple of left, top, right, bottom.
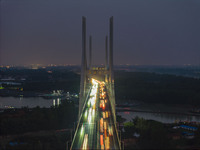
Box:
(70, 82, 122, 150)
(70, 86, 92, 150)
(106, 83, 122, 150)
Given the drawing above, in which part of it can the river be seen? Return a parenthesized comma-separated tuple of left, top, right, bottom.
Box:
(117, 111, 200, 124)
(0, 97, 55, 108)
(1, 97, 200, 124)
(117, 103, 200, 123)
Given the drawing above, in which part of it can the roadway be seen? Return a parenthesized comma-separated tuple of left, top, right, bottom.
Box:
(71, 79, 120, 150)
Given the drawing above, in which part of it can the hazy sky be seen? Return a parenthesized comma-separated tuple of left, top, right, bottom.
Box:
(1, 0, 200, 65)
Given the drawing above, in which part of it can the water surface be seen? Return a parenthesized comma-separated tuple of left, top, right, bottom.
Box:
(0, 97, 53, 108)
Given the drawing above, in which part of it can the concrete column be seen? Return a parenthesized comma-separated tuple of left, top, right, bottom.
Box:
(79, 16, 87, 117)
(109, 16, 113, 83)
(89, 36, 92, 69)
(105, 36, 108, 70)
(82, 17, 87, 70)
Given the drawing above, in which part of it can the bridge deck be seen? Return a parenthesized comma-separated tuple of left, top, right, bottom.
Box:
(71, 79, 120, 150)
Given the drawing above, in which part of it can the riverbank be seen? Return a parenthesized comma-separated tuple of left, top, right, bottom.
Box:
(117, 107, 200, 117)
(116, 103, 200, 124)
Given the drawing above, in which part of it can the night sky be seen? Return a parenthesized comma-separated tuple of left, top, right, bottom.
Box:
(1, 0, 200, 66)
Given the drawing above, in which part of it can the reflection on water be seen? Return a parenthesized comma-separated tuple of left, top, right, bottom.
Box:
(53, 98, 61, 106)
(0, 97, 54, 108)
(118, 111, 200, 123)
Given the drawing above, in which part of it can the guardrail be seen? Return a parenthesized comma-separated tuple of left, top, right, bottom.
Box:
(105, 83, 122, 150)
(70, 86, 92, 150)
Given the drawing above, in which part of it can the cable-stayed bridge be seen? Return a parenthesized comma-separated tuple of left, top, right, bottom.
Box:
(70, 17, 121, 150)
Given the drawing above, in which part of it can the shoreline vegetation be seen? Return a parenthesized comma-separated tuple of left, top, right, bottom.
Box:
(0, 101, 78, 149)
(118, 116, 200, 149)
(1, 68, 200, 106)
(114, 71, 200, 106)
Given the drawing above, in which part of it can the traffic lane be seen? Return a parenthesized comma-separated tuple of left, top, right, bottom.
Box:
(102, 89, 120, 149)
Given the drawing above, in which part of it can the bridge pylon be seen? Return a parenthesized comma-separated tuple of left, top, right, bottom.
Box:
(71, 16, 121, 150)
(79, 16, 116, 120)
